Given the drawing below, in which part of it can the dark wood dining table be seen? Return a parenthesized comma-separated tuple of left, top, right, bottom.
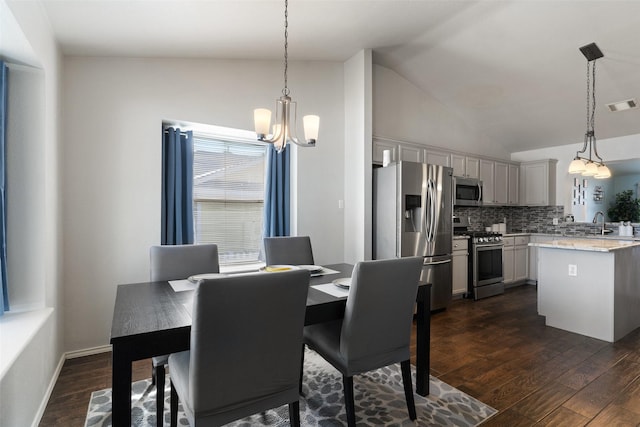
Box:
(109, 263, 431, 426)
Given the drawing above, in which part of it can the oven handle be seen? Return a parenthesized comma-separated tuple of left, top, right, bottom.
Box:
(475, 243, 504, 250)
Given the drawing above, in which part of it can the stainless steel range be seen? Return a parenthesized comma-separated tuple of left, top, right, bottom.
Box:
(453, 217, 504, 300)
(468, 231, 504, 300)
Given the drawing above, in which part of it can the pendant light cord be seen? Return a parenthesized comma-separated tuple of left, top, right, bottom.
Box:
(282, 0, 290, 97)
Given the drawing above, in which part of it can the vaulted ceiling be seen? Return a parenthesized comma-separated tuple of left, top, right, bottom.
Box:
(37, 0, 640, 154)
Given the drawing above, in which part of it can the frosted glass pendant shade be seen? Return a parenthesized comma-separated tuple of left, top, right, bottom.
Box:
(568, 158, 586, 174)
(582, 161, 598, 176)
(595, 164, 611, 179)
(303, 115, 320, 143)
(254, 108, 272, 137)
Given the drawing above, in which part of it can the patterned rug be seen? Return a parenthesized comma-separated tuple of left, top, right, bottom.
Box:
(85, 349, 496, 426)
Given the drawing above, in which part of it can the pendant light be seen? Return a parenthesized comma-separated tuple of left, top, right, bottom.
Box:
(568, 43, 611, 179)
(254, 0, 319, 152)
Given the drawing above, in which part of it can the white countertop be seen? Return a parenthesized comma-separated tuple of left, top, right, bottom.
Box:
(505, 232, 640, 241)
(529, 238, 640, 252)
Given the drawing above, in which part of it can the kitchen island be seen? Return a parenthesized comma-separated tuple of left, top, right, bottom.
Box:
(530, 238, 640, 342)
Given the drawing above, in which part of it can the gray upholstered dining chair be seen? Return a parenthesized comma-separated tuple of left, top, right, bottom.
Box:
(149, 243, 219, 427)
(263, 236, 314, 265)
(301, 256, 424, 427)
(168, 269, 310, 427)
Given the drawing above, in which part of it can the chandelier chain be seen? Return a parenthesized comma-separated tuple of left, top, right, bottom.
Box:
(282, 0, 290, 96)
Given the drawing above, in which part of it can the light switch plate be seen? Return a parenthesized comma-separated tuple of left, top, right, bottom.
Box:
(568, 264, 577, 276)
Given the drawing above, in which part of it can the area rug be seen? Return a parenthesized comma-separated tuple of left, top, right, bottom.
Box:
(85, 349, 496, 426)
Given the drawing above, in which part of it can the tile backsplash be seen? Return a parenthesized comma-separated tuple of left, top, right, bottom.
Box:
(453, 205, 638, 236)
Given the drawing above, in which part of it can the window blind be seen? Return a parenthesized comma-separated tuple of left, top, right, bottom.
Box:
(192, 135, 266, 264)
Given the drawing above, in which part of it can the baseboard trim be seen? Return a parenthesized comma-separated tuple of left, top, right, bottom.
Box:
(32, 345, 112, 425)
(31, 353, 65, 427)
(66, 344, 112, 359)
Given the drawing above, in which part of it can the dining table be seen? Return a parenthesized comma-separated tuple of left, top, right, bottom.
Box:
(109, 263, 432, 426)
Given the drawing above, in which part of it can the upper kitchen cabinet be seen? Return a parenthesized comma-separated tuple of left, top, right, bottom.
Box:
(424, 148, 451, 167)
(493, 162, 510, 205)
(520, 159, 557, 206)
(480, 160, 513, 205)
(398, 144, 423, 163)
(480, 160, 496, 205)
(508, 164, 519, 205)
(451, 154, 480, 179)
(373, 139, 396, 164)
(372, 138, 424, 164)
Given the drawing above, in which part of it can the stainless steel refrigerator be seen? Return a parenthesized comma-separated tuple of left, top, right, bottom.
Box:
(373, 161, 453, 311)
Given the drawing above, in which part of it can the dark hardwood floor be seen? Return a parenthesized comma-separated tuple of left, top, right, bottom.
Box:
(40, 285, 640, 426)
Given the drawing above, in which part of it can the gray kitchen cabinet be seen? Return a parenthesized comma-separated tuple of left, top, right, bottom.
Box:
(452, 238, 469, 296)
(508, 164, 519, 205)
(479, 160, 510, 205)
(503, 235, 529, 285)
(398, 144, 423, 163)
(503, 240, 515, 284)
(373, 138, 425, 165)
(373, 139, 396, 164)
(452, 154, 480, 179)
(494, 162, 509, 205)
(514, 237, 529, 282)
(520, 159, 557, 206)
(480, 160, 496, 205)
(424, 148, 450, 167)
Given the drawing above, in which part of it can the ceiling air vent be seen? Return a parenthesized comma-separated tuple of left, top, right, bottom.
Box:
(606, 99, 637, 112)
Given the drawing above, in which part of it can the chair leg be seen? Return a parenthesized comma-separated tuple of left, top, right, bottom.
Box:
(400, 360, 417, 421)
(156, 364, 165, 427)
(151, 361, 157, 386)
(170, 380, 178, 427)
(299, 344, 306, 395)
(342, 375, 356, 427)
(288, 400, 301, 427)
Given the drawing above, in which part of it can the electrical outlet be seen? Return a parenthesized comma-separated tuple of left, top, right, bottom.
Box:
(568, 264, 577, 276)
(553, 218, 559, 225)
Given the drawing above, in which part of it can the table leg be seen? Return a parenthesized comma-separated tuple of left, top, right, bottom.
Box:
(112, 345, 132, 426)
(415, 285, 431, 396)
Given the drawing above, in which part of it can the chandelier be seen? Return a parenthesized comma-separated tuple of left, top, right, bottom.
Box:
(568, 43, 611, 179)
(254, 0, 319, 152)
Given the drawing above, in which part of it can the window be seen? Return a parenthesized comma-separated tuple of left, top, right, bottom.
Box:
(192, 130, 267, 264)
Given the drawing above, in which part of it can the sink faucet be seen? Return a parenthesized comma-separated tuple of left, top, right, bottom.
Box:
(592, 211, 606, 235)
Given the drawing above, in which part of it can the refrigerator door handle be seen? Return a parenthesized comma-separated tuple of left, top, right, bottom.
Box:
(424, 259, 452, 266)
(425, 179, 436, 242)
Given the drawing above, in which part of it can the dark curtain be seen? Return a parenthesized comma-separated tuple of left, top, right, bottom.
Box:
(263, 144, 290, 237)
(161, 127, 194, 245)
(0, 61, 8, 315)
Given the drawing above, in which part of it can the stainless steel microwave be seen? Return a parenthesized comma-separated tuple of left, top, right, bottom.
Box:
(454, 177, 483, 206)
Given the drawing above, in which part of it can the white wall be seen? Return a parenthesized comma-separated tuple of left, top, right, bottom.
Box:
(511, 133, 640, 218)
(344, 50, 372, 263)
(372, 64, 511, 160)
(61, 56, 344, 351)
(0, 1, 63, 426)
